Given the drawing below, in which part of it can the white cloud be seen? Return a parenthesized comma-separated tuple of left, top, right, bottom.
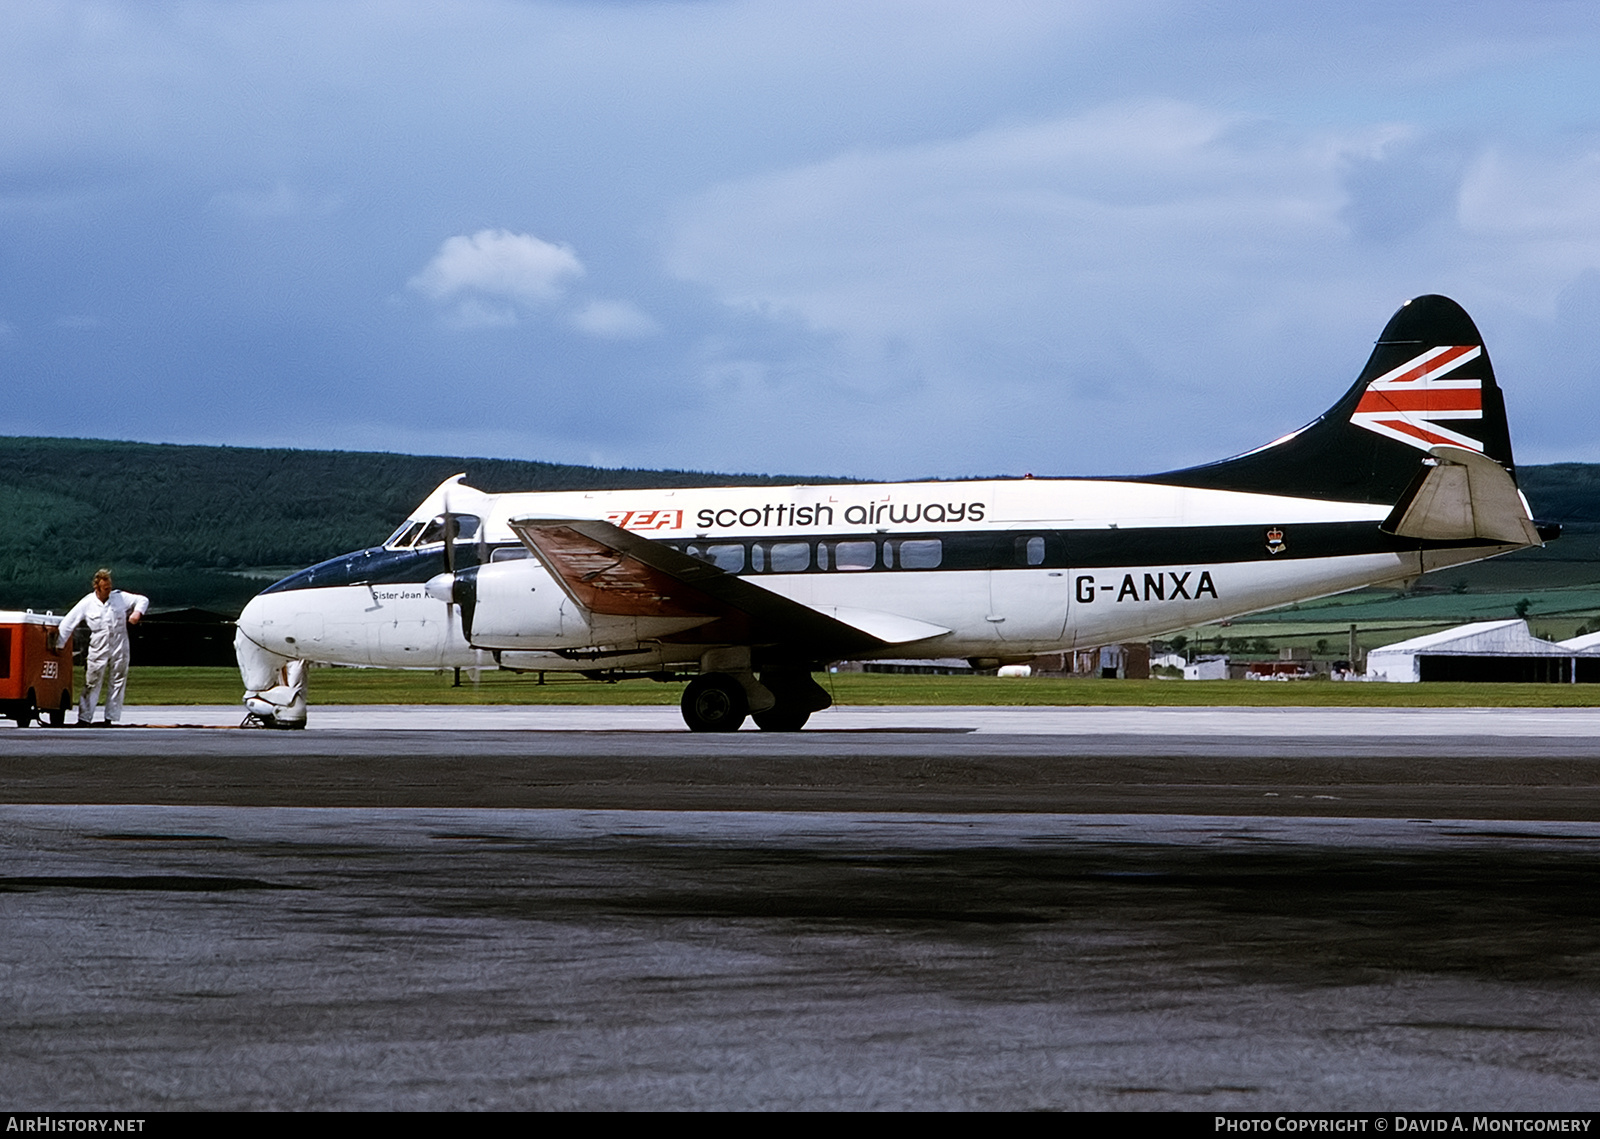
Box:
(410, 229, 661, 339)
(409, 229, 584, 311)
(5, 1, 1600, 475)
(1457, 146, 1600, 307)
(569, 299, 658, 339)
(661, 100, 1600, 475)
(664, 103, 1367, 463)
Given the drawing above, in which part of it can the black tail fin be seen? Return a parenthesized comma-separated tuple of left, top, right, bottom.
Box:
(1144, 295, 1516, 504)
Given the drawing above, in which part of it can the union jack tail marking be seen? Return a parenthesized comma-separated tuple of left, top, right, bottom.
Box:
(1350, 345, 1484, 452)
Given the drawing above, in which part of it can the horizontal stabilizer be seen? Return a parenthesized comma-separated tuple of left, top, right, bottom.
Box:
(1381, 446, 1542, 547)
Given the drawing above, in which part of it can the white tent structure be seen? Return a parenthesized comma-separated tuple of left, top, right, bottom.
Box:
(1366, 619, 1600, 683)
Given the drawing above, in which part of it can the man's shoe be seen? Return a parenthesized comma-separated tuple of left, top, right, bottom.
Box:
(72, 720, 91, 728)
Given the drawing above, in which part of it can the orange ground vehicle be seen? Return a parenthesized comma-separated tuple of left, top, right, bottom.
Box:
(0, 611, 74, 727)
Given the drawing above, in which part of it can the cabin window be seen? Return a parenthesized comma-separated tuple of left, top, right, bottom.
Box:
(826, 540, 877, 571)
(490, 546, 533, 563)
(1016, 536, 1045, 566)
(890, 539, 943, 569)
(687, 543, 746, 573)
(752, 541, 811, 573)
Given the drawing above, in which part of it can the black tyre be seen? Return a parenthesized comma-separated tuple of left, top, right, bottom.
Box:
(681, 674, 748, 732)
(48, 693, 69, 727)
(752, 707, 810, 732)
(752, 669, 830, 731)
(11, 691, 36, 728)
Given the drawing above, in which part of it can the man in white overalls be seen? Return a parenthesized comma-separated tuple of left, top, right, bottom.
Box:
(57, 568, 150, 726)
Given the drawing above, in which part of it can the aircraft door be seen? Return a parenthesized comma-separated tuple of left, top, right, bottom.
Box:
(987, 533, 1068, 644)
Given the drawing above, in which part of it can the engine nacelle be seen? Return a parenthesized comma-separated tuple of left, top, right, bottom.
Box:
(450, 558, 701, 651)
(452, 558, 590, 648)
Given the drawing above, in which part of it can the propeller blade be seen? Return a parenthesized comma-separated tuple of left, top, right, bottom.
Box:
(441, 495, 456, 578)
(454, 564, 479, 642)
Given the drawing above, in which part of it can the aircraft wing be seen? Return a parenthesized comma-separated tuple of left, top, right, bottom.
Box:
(506, 517, 950, 657)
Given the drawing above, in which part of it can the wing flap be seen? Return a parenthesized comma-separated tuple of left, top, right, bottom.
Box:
(507, 518, 949, 656)
(507, 520, 717, 618)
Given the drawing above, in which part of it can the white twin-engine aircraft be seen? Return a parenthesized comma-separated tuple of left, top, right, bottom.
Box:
(235, 295, 1554, 731)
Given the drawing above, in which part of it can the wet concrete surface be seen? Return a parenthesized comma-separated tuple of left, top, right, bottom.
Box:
(29, 701, 1600, 737)
(4, 708, 1600, 1109)
(5, 716, 1600, 819)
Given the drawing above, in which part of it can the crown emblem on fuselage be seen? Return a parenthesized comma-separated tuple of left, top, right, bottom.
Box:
(1266, 527, 1286, 555)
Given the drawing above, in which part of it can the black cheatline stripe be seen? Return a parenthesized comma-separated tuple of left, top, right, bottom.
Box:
(258, 522, 1506, 594)
(664, 521, 1485, 572)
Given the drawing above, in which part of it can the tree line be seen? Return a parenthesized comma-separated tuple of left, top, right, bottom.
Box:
(0, 436, 841, 614)
(0, 435, 1589, 616)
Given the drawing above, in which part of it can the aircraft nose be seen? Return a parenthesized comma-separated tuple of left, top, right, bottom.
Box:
(235, 591, 290, 652)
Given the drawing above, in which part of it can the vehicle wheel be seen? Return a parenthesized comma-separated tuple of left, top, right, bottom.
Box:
(681, 674, 748, 732)
(752, 707, 810, 732)
(11, 692, 37, 728)
(48, 693, 69, 727)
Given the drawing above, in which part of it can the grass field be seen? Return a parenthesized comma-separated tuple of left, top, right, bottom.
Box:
(122, 667, 1600, 708)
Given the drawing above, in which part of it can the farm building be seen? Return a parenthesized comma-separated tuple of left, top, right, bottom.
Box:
(1366, 619, 1600, 683)
(1559, 631, 1600, 653)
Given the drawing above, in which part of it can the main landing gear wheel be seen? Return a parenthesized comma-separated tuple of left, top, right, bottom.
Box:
(751, 669, 832, 732)
(751, 707, 811, 732)
(681, 674, 748, 732)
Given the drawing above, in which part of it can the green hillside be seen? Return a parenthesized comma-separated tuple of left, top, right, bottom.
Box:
(1512, 464, 1600, 524)
(0, 435, 1593, 619)
(0, 436, 843, 614)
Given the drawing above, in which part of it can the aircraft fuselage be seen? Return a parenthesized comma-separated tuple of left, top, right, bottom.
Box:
(236, 475, 1514, 672)
(232, 295, 1547, 731)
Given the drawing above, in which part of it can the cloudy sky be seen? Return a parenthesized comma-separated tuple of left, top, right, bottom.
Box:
(3, 1, 1599, 481)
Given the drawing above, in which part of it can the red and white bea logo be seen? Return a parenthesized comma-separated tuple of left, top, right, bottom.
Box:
(606, 509, 684, 532)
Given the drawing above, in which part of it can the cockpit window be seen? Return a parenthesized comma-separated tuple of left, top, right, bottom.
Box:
(416, 514, 480, 545)
(385, 521, 426, 549)
(385, 515, 480, 549)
